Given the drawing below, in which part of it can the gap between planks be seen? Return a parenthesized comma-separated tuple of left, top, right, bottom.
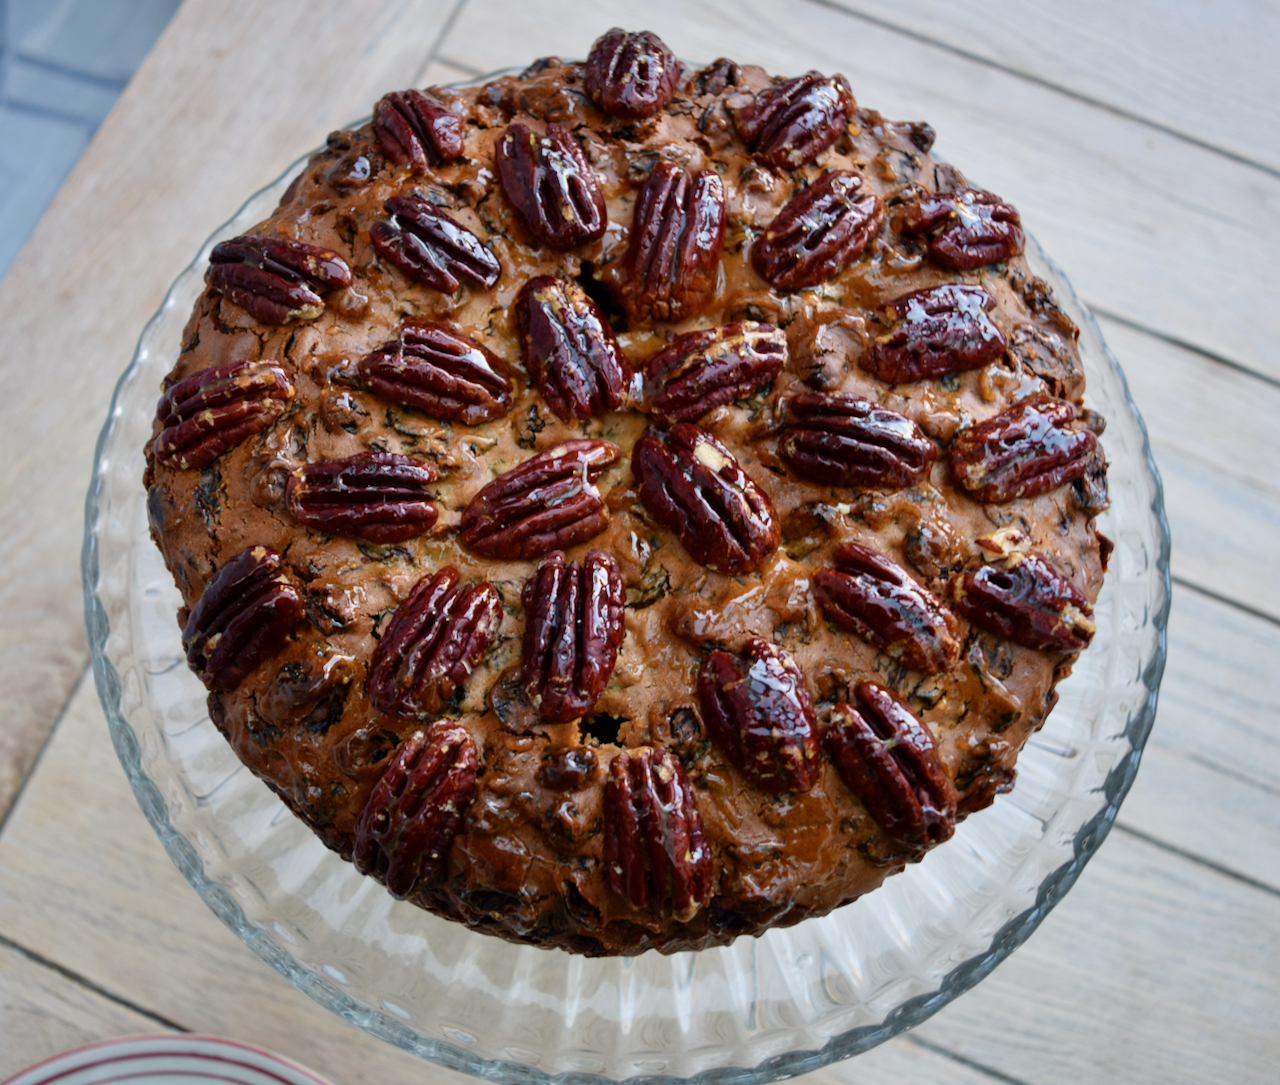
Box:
(0, 931, 189, 1034)
(800, 0, 1280, 180)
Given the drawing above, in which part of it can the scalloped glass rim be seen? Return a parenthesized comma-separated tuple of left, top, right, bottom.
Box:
(82, 78, 1171, 1085)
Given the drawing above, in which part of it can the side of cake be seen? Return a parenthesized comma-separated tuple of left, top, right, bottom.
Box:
(144, 29, 1109, 955)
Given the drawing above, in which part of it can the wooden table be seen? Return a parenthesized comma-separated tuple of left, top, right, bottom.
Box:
(1, 2, 1276, 1082)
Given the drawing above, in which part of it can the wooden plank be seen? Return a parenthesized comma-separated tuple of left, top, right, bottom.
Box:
(1095, 315, 1280, 620)
(1116, 586, 1280, 892)
(0, 0, 458, 821)
(912, 829, 1280, 1085)
(822, 0, 1280, 174)
(0, 676, 1002, 1083)
(0, 942, 168, 1079)
(438, 0, 1280, 383)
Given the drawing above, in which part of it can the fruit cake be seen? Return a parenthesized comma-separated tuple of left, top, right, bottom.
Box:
(143, 28, 1110, 955)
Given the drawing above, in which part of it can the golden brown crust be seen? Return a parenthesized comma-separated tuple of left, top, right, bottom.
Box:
(145, 57, 1106, 955)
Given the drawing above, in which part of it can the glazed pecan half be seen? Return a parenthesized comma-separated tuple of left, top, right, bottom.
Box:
(182, 545, 305, 692)
(359, 320, 512, 425)
(733, 70, 855, 168)
(206, 235, 351, 324)
(632, 423, 780, 575)
(826, 681, 957, 850)
(948, 394, 1096, 502)
(780, 392, 936, 489)
(368, 567, 503, 716)
(697, 637, 820, 793)
(584, 28, 680, 119)
(862, 284, 1007, 384)
(814, 542, 961, 674)
(644, 322, 786, 424)
(899, 187, 1024, 269)
(522, 549, 626, 722)
(152, 359, 293, 471)
(373, 88, 464, 173)
(620, 162, 726, 324)
(460, 439, 621, 560)
(371, 195, 501, 293)
(496, 122, 607, 250)
(515, 276, 631, 421)
(752, 171, 885, 290)
(285, 452, 437, 543)
(603, 747, 712, 920)
(353, 723, 478, 898)
(954, 552, 1096, 652)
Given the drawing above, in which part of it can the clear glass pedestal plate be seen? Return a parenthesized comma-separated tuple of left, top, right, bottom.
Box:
(82, 133, 1170, 1084)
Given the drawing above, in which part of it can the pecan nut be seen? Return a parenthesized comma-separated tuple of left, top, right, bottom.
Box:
(814, 542, 961, 674)
(460, 439, 621, 559)
(584, 28, 680, 119)
(373, 88, 464, 173)
(862, 284, 1007, 384)
(353, 723, 478, 897)
(368, 568, 503, 716)
(285, 452, 438, 543)
(733, 70, 855, 168)
(697, 637, 820, 794)
(899, 186, 1024, 269)
(515, 276, 632, 421)
(954, 552, 1096, 651)
(632, 423, 780, 575)
(152, 360, 294, 470)
(182, 545, 305, 691)
(496, 122, 607, 250)
(752, 171, 885, 290)
(206, 235, 351, 324)
(620, 162, 726, 324)
(603, 747, 712, 920)
(644, 322, 786, 424)
(522, 549, 626, 722)
(780, 392, 936, 489)
(358, 320, 513, 424)
(371, 195, 501, 293)
(948, 394, 1096, 502)
(826, 681, 957, 850)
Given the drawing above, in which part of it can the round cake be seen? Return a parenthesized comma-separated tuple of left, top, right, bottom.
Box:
(143, 29, 1110, 956)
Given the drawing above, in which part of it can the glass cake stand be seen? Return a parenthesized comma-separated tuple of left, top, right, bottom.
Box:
(82, 128, 1171, 1083)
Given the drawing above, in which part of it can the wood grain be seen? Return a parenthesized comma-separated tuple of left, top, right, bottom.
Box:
(0, 942, 167, 1079)
(913, 830, 1280, 1085)
(825, 0, 1280, 174)
(1097, 315, 1280, 620)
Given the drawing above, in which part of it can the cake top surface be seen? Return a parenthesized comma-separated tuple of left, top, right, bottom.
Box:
(145, 37, 1107, 955)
